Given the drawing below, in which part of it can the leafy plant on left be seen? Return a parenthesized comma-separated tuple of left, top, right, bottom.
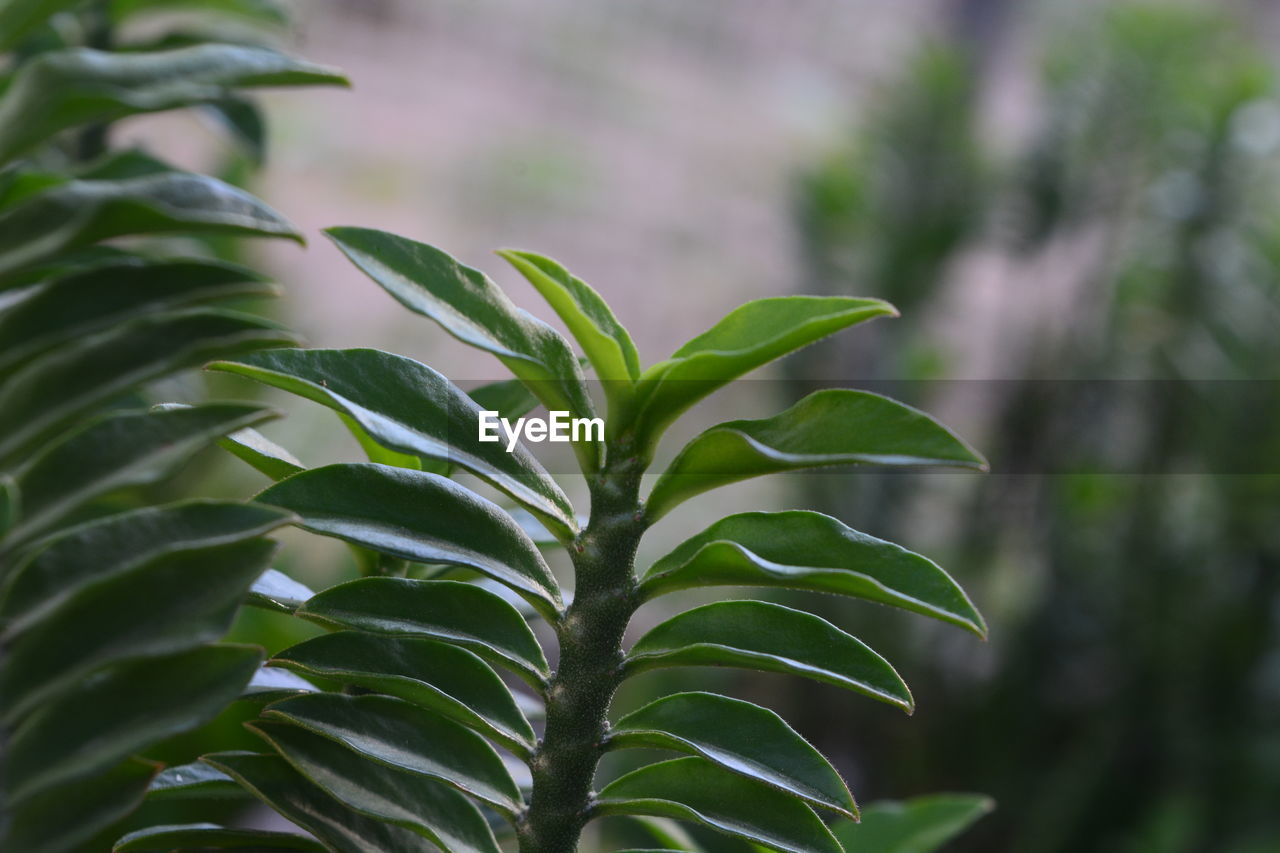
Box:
(0, 1, 345, 850)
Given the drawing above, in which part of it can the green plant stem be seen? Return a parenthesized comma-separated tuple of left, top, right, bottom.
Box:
(518, 445, 646, 853)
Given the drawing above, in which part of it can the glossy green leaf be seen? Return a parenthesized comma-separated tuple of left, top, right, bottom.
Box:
(0, 308, 296, 466)
(0, 757, 160, 853)
(243, 665, 319, 701)
(596, 757, 843, 853)
(646, 389, 987, 522)
(220, 424, 306, 480)
(247, 568, 315, 613)
(273, 631, 535, 755)
(832, 794, 993, 853)
(4, 644, 262, 803)
(629, 297, 895, 445)
(0, 257, 274, 375)
(146, 763, 245, 801)
(214, 348, 576, 538)
(115, 823, 326, 852)
(339, 410, 424, 471)
(0, 537, 277, 723)
(4, 404, 275, 548)
(639, 511, 986, 637)
(324, 227, 600, 472)
(609, 692, 854, 818)
(0, 500, 292, 630)
(296, 577, 549, 686)
(498, 249, 640, 414)
(624, 600, 912, 712)
(204, 751, 432, 853)
(256, 463, 562, 617)
(0, 45, 346, 163)
(262, 692, 522, 814)
(251, 719, 503, 853)
(0, 173, 302, 283)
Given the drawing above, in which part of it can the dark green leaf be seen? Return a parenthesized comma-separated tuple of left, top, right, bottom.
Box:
(0, 0, 81, 52)
(215, 348, 576, 539)
(832, 794, 993, 853)
(296, 577, 549, 687)
(146, 762, 245, 801)
(219, 424, 306, 480)
(262, 692, 522, 814)
(324, 228, 600, 472)
(468, 377, 539, 422)
(247, 568, 315, 613)
(609, 692, 855, 817)
(639, 511, 986, 637)
(257, 463, 562, 617)
(645, 390, 986, 522)
(273, 631, 536, 755)
(204, 751, 433, 853)
(596, 757, 843, 853)
(251, 719, 503, 853)
(624, 600, 912, 712)
(115, 823, 326, 852)
(243, 665, 319, 701)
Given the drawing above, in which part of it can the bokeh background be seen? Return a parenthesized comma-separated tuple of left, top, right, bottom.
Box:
(119, 0, 1280, 850)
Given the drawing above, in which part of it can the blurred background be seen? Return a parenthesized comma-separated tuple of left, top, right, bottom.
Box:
(119, 0, 1280, 850)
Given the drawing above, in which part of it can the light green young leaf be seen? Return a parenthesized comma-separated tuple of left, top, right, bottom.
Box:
(214, 348, 577, 539)
(256, 463, 562, 617)
(645, 389, 987, 522)
(262, 693, 522, 814)
(273, 631, 536, 756)
(250, 719, 504, 853)
(624, 600, 912, 712)
(832, 794, 993, 853)
(324, 228, 601, 473)
(295, 577, 549, 687)
(115, 823, 326, 852)
(609, 692, 855, 818)
(639, 511, 986, 637)
(595, 757, 843, 853)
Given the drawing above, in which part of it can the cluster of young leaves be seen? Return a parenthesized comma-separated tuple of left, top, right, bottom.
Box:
(137, 226, 992, 853)
(0, 1, 346, 850)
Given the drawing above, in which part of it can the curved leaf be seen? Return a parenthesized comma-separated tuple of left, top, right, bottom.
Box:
(215, 348, 576, 539)
(0, 308, 296, 466)
(220, 424, 306, 480)
(639, 511, 985, 637)
(596, 757, 843, 853)
(247, 568, 315, 613)
(273, 631, 535, 755)
(257, 463, 562, 617)
(324, 227, 600, 472)
(243, 665, 319, 702)
(115, 823, 326, 852)
(468, 377, 539, 422)
(296, 577, 549, 687)
(624, 600, 912, 712)
(832, 794, 994, 853)
(203, 751, 432, 853)
(146, 763, 245, 802)
(262, 692, 522, 814)
(609, 692, 854, 817)
(646, 389, 987, 522)
(250, 719, 503, 853)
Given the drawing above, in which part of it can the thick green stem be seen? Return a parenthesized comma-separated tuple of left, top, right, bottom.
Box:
(518, 449, 645, 853)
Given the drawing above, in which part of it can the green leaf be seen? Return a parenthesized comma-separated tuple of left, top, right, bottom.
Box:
(219, 424, 306, 480)
(115, 823, 326, 852)
(0, 500, 292, 630)
(4, 404, 276, 548)
(324, 227, 600, 473)
(624, 600, 912, 712)
(609, 692, 855, 818)
(204, 751, 433, 853)
(468, 377, 539, 422)
(0, 45, 346, 163)
(339, 410, 424, 471)
(645, 389, 987, 522)
(638, 511, 986, 637)
(596, 757, 843, 853)
(0, 173, 303, 283)
(296, 577, 549, 687)
(4, 644, 262, 803)
(273, 631, 536, 755)
(0, 537, 277, 724)
(247, 568, 315, 613)
(256, 463, 563, 618)
(0, 757, 160, 853)
(0, 308, 296, 467)
(214, 348, 576, 539)
(0, 0, 81, 52)
(146, 763, 245, 802)
(250, 719, 503, 853)
(262, 692, 523, 814)
(832, 794, 993, 853)
(497, 249, 640, 414)
(629, 297, 896, 446)
(243, 665, 319, 702)
(0, 257, 275, 376)
(204, 96, 268, 164)
(0, 473, 17, 539)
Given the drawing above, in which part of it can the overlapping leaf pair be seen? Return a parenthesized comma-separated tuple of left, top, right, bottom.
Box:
(136, 226, 991, 853)
(0, 1, 345, 849)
